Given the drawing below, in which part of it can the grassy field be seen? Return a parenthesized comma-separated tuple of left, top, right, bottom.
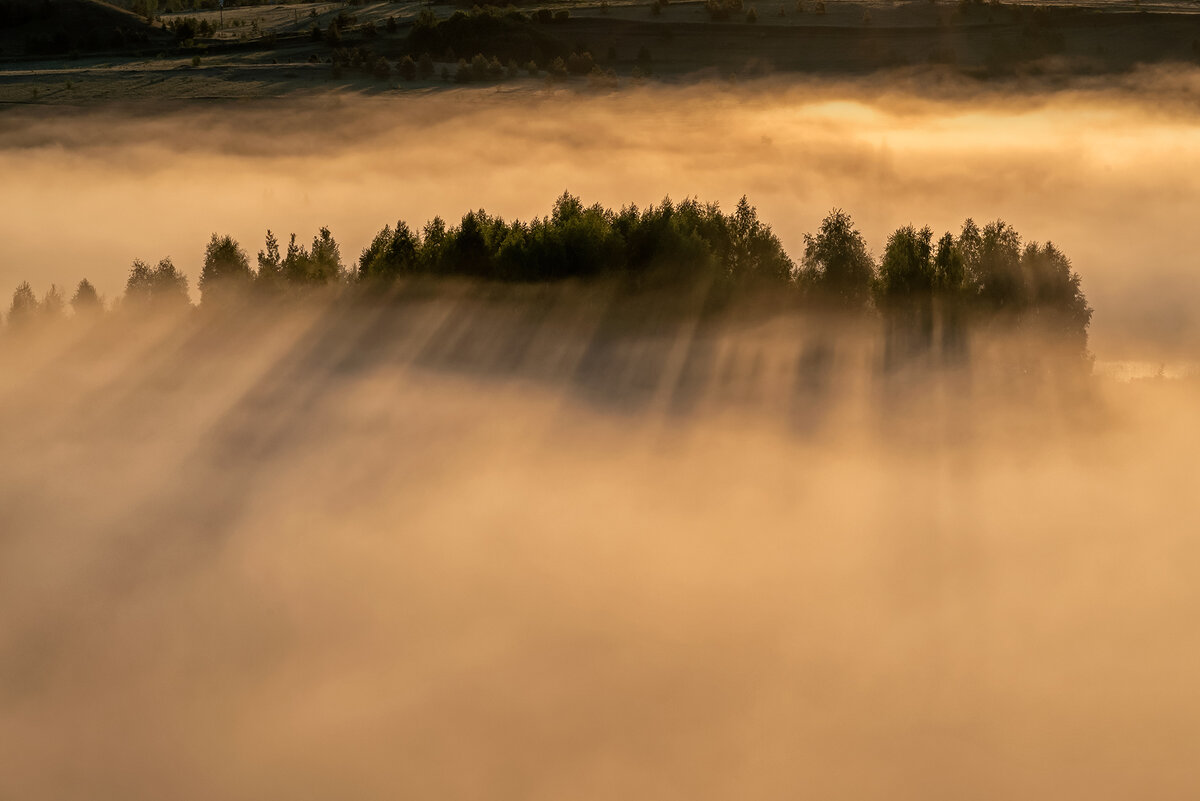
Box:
(3, 0, 1200, 103)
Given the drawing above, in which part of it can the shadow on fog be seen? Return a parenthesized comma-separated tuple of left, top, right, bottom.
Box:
(0, 263, 1194, 801)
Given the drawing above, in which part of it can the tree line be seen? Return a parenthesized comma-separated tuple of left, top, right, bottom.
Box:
(4, 192, 1092, 354)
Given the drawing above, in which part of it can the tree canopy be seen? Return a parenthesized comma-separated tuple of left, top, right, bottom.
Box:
(2, 194, 1092, 360)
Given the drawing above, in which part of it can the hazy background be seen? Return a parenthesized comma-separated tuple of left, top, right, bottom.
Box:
(0, 296, 1198, 800)
(4, 74, 1200, 799)
(2, 70, 1200, 359)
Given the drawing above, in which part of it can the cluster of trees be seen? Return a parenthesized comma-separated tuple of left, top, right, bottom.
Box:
(3, 195, 1091, 355)
(356, 193, 794, 289)
(6, 279, 102, 328)
(167, 16, 216, 41)
(406, 7, 571, 68)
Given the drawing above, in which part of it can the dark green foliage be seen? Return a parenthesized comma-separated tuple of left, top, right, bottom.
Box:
(878, 218, 1091, 357)
(273, 228, 342, 285)
(257, 230, 283, 286)
(199, 233, 252, 303)
(125, 257, 190, 309)
(309, 227, 345, 284)
(877, 224, 935, 301)
(972, 219, 1025, 311)
(1020, 240, 1092, 349)
(359, 222, 420, 280)
(933, 231, 964, 292)
(282, 234, 310, 284)
(4, 196, 1091, 359)
(354, 192, 793, 293)
(801, 209, 876, 307)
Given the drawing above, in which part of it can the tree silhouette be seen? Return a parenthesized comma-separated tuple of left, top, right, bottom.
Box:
(72, 278, 103, 316)
(125, 257, 190, 310)
(1021, 240, 1092, 352)
(359, 221, 419, 281)
(257, 230, 283, 287)
(8, 281, 38, 329)
(282, 233, 310, 284)
(41, 284, 66, 321)
(0, 195, 1093, 365)
(199, 233, 252, 303)
(801, 209, 875, 307)
(308, 227, 344, 284)
(728, 196, 795, 285)
(933, 231, 965, 293)
(974, 220, 1025, 311)
(877, 225, 934, 300)
(876, 225, 936, 362)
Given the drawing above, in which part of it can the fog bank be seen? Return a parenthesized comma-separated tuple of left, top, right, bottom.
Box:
(2, 72, 1200, 358)
(1, 294, 1199, 800)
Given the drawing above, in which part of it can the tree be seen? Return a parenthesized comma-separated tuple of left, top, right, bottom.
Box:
(876, 225, 935, 301)
(8, 282, 38, 329)
(877, 226, 936, 362)
(974, 220, 1025, 311)
(282, 233, 310, 284)
(72, 279, 103, 316)
(199, 233, 252, 304)
(1021, 240, 1092, 352)
(359, 221, 420, 281)
(257, 230, 283, 286)
(281, 229, 343, 285)
(801, 209, 875, 307)
(309, 227, 344, 284)
(932, 231, 964, 293)
(728, 195, 795, 285)
(125, 257, 190, 310)
(41, 284, 66, 321)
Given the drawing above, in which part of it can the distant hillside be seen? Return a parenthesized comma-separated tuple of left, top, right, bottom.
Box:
(0, 0, 170, 57)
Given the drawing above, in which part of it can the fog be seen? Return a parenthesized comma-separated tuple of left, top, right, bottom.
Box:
(1, 286, 1199, 800)
(3, 69, 1200, 359)
(3, 74, 1200, 799)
